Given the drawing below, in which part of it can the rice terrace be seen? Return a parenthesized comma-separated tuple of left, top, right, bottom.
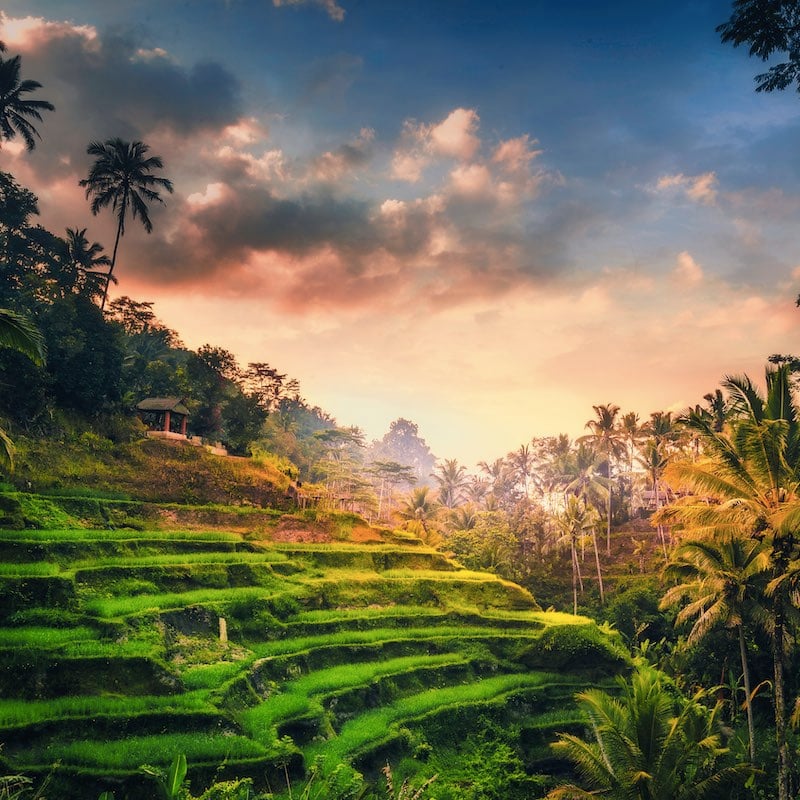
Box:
(0, 503, 625, 798)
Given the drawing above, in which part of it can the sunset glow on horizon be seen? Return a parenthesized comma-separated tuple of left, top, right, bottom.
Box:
(2, 0, 798, 466)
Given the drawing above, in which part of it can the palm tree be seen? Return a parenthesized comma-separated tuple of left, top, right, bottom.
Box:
(79, 138, 174, 310)
(59, 228, 112, 301)
(637, 438, 671, 558)
(661, 537, 770, 762)
(554, 495, 599, 614)
(548, 665, 749, 800)
(658, 364, 800, 800)
(581, 403, 625, 554)
(432, 458, 468, 509)
(0, 45, 54, 150)
(621, 411, 643, 511)
(395, 486, 439, 542)
(0, 308, 45, 470)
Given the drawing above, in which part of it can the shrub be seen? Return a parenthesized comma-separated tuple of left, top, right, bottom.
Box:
(519, 624, 627, 673)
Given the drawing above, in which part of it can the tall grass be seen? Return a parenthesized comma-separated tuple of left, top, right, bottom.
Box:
(84, 586, 286, 618)
(0, 529, 243, 542)
(20, 732, 273, 770)
(308, 672, 581, 766)
(249, 625, 538, 659)
(0, 691, 215, 728)
(241, 653, 469, 740)
(182, 661, 251, 690)
(0, 563, 61, 577)
(0, 627, 97, 647)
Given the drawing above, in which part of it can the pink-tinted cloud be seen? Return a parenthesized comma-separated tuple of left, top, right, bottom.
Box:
(655, 171, 718, 205)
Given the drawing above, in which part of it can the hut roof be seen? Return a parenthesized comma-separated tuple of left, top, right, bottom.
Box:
(136, 397, 190, 416)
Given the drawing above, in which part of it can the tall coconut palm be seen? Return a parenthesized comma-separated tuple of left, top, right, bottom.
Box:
(638, 438, 671, 558)
(0, 308, 45, 470)
(661, 537, 770, 762)
(548, 665, 749, 800)
(0, 46, 54, 150)
(554, 495, 599, 614)
(658, 364, 800, 800)
(432, 458, 468, 509)
(80, 138, 174, 310)
(581, 403, 625, 555)
(621, 411, 644, 511)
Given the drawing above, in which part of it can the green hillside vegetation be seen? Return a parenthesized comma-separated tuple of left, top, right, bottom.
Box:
(0, 525, 627, 798)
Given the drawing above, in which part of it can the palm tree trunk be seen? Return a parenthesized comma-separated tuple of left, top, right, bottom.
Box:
(571, 540, 578, 615)
(772, 599, 790, 800)
(737, 625, 756, 763)
(606, 486, 612, 556)
(101, 218, 123, 312)
(591, 528, 605, 605)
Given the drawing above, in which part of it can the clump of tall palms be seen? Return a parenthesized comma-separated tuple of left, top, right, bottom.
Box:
(80, 138, 174, 310)
(658, 364, 800, 800)
(547, 664, 750, 800)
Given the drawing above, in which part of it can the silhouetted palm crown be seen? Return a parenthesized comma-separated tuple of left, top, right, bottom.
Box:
(0, 45, 54, 150)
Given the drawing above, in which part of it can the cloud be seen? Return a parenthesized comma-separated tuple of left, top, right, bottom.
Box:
(655, 171, 718, 205)
(310, 128, 375, 181)
(272, 0, 346, 22)
(392, 108, 480, 182)
(672, 251, 703, 285)
(0, 13, 243, 176)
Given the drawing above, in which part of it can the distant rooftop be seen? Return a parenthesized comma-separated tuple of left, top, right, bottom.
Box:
(136, 397, 190, 416)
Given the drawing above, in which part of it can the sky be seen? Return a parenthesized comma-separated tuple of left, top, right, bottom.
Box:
(2, 0, 799, 467)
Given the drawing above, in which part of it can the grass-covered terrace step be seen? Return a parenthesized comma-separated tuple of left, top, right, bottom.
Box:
(307, 672, 591, 767)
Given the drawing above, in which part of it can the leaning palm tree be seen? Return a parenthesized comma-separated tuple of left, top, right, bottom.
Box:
(548, 665, 750, 800)
(661, 537, 770, 762)
(657, 364, 800, 800)
(0, 308, 45, 470)
(0, 46, 54, 150)
(80, 138, 174, 310)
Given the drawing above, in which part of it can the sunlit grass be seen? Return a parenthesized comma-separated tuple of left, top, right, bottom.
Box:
(250, 625, 538, 659)
(0, 529, 243, 542)
(20, 732, 273, 770)
(308, 672, 583, 765)
(182, 661, 252, 690)
(0, 563, 62, 576)
(0, 626, 98, 647)
(0, 691, 215, 728)
(84, 586, 284, 618)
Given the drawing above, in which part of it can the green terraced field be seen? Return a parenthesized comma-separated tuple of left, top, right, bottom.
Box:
(0, 527, 628, 798)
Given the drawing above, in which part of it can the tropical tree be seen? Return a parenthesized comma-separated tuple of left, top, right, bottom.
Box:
(80, 138, 174, 310)
(621, 411, 644, 511)
(0, 44, 54, 150)
(581, 403, 625, 554)
(0, 308, 45, 469)
(58, 227, 112, 301)
(661, 537, 771, 762)
(637, 438, 672, 558)
(395, 486, 439, 543)
(717, 0, 800, 94)
(432, 458, 468, 509)
(657, 364, 800, 800)
(548, 665, 749, 800)
(554, 495, 599, 614)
